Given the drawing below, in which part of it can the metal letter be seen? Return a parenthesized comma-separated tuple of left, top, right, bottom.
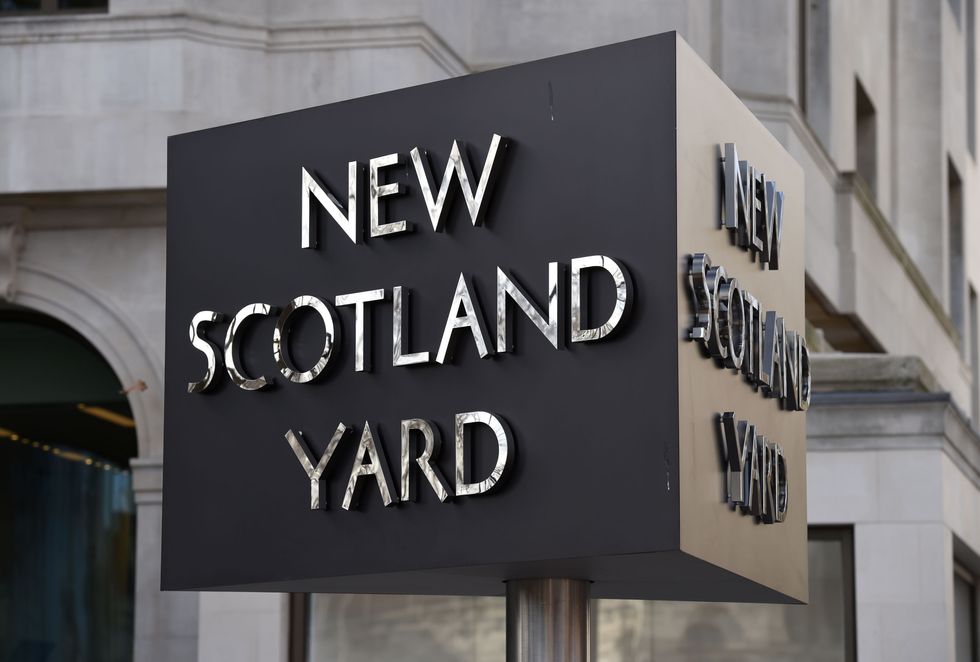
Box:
(742, 290, 762, 382)
(783, 330, 802, 410)
(273, 295, 338, 383)
(285, 425, 348, 509)
(723, 143, 753, 247)
(187, 310, 225, 393)
(719, 277, 745, 370)
(762, 312, 786, 399)
(496, 263, 560, 352)
(774, 445, 789, 522)
(705, 265, 729, 361)
(335, 289, 385, 372)
(688, 253, 713, 343)
(455, 411, 513, 496)
(436, 273, 493, 364)
(301, 163, 359, 248)
(750, 170, 766, 255)
(799, 337, 811, 411)
(225, 303, 277, 390)
(400, 419, 452, 502)
(719, 412, 751, 505)
(760, 439, 774, 522)
(392, 286, 430, 367)
(369, 154, 409, 237)
(741, 429, 763, 516)
(342, 422, 396, 510)
(763, 180, 783, 270)
(410, 134, 506, 232)
(570, 256, 631, 343)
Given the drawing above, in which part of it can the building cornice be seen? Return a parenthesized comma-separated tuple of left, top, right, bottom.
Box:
(809, 391, 980, 491)
(0, 12, 469, 78)
(0, 189, 165, 230)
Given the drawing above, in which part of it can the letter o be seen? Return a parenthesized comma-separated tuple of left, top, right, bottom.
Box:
(719, 277, 745, 370)
(706, 265, 729, 361)
(272, 295, 339, 383)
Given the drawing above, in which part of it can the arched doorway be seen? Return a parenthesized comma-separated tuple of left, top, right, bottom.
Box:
(0, 303, 136, 661)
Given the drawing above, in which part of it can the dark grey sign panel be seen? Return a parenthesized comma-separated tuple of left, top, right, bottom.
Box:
(163, 32, 807, 603)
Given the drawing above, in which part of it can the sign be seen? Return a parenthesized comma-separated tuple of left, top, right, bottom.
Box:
(163, 31, 807, 603)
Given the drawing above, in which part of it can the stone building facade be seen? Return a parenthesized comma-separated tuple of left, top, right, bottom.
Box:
(2, 1, 980, 661)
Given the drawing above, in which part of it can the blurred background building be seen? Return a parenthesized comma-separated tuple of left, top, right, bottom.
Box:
(1, 1, 978, 661)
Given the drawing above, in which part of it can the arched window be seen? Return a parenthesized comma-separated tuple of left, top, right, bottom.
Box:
(0, 303, 136, 662)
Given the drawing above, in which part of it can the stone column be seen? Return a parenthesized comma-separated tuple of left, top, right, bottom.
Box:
(132, 457, 200, 661)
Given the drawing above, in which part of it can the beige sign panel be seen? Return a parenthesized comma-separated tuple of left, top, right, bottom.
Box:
(676, 37, 807, 603)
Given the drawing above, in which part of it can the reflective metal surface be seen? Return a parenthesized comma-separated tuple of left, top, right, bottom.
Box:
(436, 274, 493, 364)
(187, 310, 225, 393)
(686, 251, 810, 411)
(718, 277, 745, 370)
(570, 255, 630, 343)
(335, 289, 385, 372)
(719, 412, 748, 505)
(410, 133, 505, 231)
(687, 253, 713, 342)
(392, 286, 430, 366)
(774, 445, 788, 522)
(224, 303, 277, 390)
(723, 142, 751, 246)
(742, 290, 762, 382)
(496, 264, 559, 352)
(798, 338, 811, 411)
(399, 419, 452, 502)
(763, 179, 784, 269)
(342, 422, 396, 510)
(718, 411, 789, 525)
(285, 425, 348, 509)
(369, 153, 409, 237)
(741, 430, 763, 517)
(454, 411, 513, 496)
(760, 439, 776, 523)
(272, 295, 338, 383)
(301, 163, 359, 248)
(763, 311, 785, 398)
(723, 142, 784, 270)
(505, 579, 590, 662)
(784, 330, 802, 409)
(704, 264, 729, 361)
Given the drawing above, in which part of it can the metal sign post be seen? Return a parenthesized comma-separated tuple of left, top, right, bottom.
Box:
(506, 578, 591, 662)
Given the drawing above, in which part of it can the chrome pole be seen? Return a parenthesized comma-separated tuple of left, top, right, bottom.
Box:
(505, 578, 591, 662)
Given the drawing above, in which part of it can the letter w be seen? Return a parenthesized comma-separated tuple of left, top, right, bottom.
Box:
(410, 134, 506, 232)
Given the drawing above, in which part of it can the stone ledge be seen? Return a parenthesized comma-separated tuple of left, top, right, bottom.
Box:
(809, 390, 980, 492)
(131, 456, 163, 503)
(0, 12, 469, 77)
(811, 352, 940, 393)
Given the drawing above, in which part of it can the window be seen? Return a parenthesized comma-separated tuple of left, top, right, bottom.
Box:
(0, 0, 106, 14)
(855, 78, 878, 198)
(802, 0, 832, 150)
(0, 306, 137, 662)
(970, 287, 979, 427)
(798, 0, 807, 114)
(592, 527, 855, 662)
(969, 0, 976, 157)
(950, 158, 965, 348)
(952, 0, 964, 30)
(954, 564, 978, 662)
(298, 528, 856, 662)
